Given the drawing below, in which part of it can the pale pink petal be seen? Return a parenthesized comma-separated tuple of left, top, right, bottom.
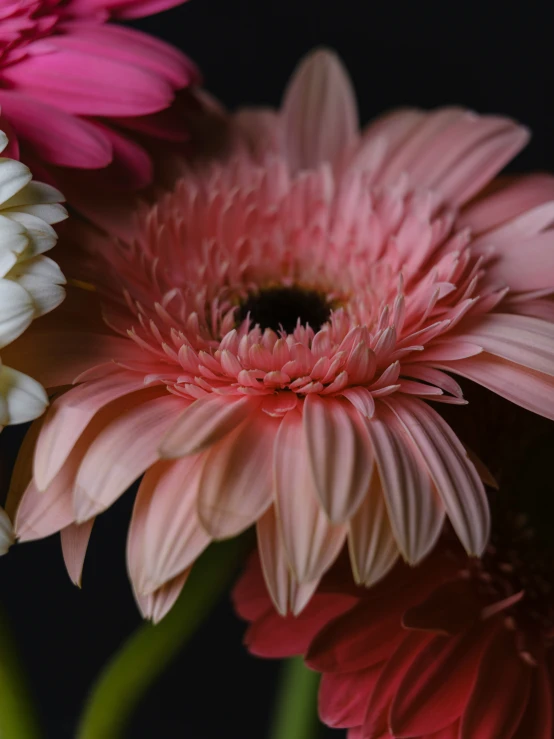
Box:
(386, 397, 489, 556)
(2, 326, 142, 389)
(159, 395, 259, 459)
(282, 48, 358, 172)
(485, 231, 554, 293)
(134, 569, 190, 624)
(60, 520, 94, 586)
(256, 507, 320, 616)
(34, 371, 147, 491)
(455, 313, 554, 376)
(458, 174, 554, 233)
(127, 457, 210, 595)
(16, 477, 73, 542)
(197, 413, 277, 538)
(366, 403, 445, 564)
(73, 392, 187, 521)
(274, 410, 347, 583)
(443, 352, 554, 421)
(348, 472, 400, 587)
(303, 395, 374, 523)
(377, 108, 528, 205)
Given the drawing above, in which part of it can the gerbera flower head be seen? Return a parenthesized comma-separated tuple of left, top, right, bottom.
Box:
(234, 417, 554, 739)
(0, 0, 199, 188)
(9, 49, 554, 620)
(0, 128, 66, 553)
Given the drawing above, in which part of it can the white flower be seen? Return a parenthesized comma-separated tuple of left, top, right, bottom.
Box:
(0, 131, 67, 552)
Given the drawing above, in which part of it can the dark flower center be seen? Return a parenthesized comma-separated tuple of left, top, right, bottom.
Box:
(237, 286, 332, 334)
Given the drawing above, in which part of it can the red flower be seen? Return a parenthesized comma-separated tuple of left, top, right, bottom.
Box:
(235, 510, 554, 739)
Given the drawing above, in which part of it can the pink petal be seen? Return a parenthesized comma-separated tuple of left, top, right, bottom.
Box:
(86, 121, 152, 189)
(513, 664, 553, 739)
(127, 457, 210, 596)
(60, 520, 94, 586)
(274, 410, 347, 583)
(256, 507, 320, 616)
(133, 569, 190, 624)
(2, 325, 142, 390)
(377, 108, 528, 205)
(461, 628, 532, 739)
(348, 472, 399, 587)
(96, 0, 189, 19)
(73, 392, 187, 521)
(385, 397, 489, 556)
(3, 48, 174, 116)
(319, 665, 382, 729)
(245, 591, 357, 660)
(54, 23, 194, 89)
(455, 313, 554, 376)
(485, 231, 554, 292)
(159, 395, 258, 459)
(443, 353, 554, 420)
(390, 627, 493, 736)
(34, 371, 147, 491)
(197, 413, 277, 538)
(16, 457, 78, 542)
(307, 599, 407, 674)
(458, 174, 554, 233)
(363, 632, 434, 739)
(282, 48, 358, 172)
(365, 404, 445, 564)
(0, 91, 112, 168)
(303, 395, 374, 523)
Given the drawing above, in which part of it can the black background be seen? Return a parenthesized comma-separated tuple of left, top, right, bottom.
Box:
(3, 1, 554, 737)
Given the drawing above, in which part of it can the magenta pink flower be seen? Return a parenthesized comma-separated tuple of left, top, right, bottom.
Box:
(235, 526, 554, 739)
(8, 49, 554, 620)
(0, 0, 199, 187)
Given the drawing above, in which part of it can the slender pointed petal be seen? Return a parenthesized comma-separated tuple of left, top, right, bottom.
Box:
(197, 413, 277, 538)
(61, 520, 94, 586)
(127, 457, 210, 595)
(282, 48, 358, 171)
(274, 411, 347, 583)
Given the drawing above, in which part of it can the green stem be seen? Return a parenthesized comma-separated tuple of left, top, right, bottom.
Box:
(76, 538, 245, 739)
(270, 657, 321, 739)
(0, 609, 41, 739)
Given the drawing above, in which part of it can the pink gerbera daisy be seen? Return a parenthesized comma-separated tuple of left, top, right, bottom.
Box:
(235, 482, 554, 738)
(8, 48, 554, 620)
(0, 0, 199, 187)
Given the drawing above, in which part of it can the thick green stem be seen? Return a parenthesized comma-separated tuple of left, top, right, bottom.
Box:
(0, 609, 41, 739)
(76, 539, 244, 739)
(269, 657, 321, 739)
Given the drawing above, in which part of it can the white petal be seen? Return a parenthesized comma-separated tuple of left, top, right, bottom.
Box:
(3, 212, 58, 256)
(0, 279, 35, 347)
(4, 203, 67, 225)
(0, 158, 32, 204)
(0, 507, 14, 554)
(6, 255, 66, 317)
(2, 180, 64, 208)
(0, 364, 48, 424)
